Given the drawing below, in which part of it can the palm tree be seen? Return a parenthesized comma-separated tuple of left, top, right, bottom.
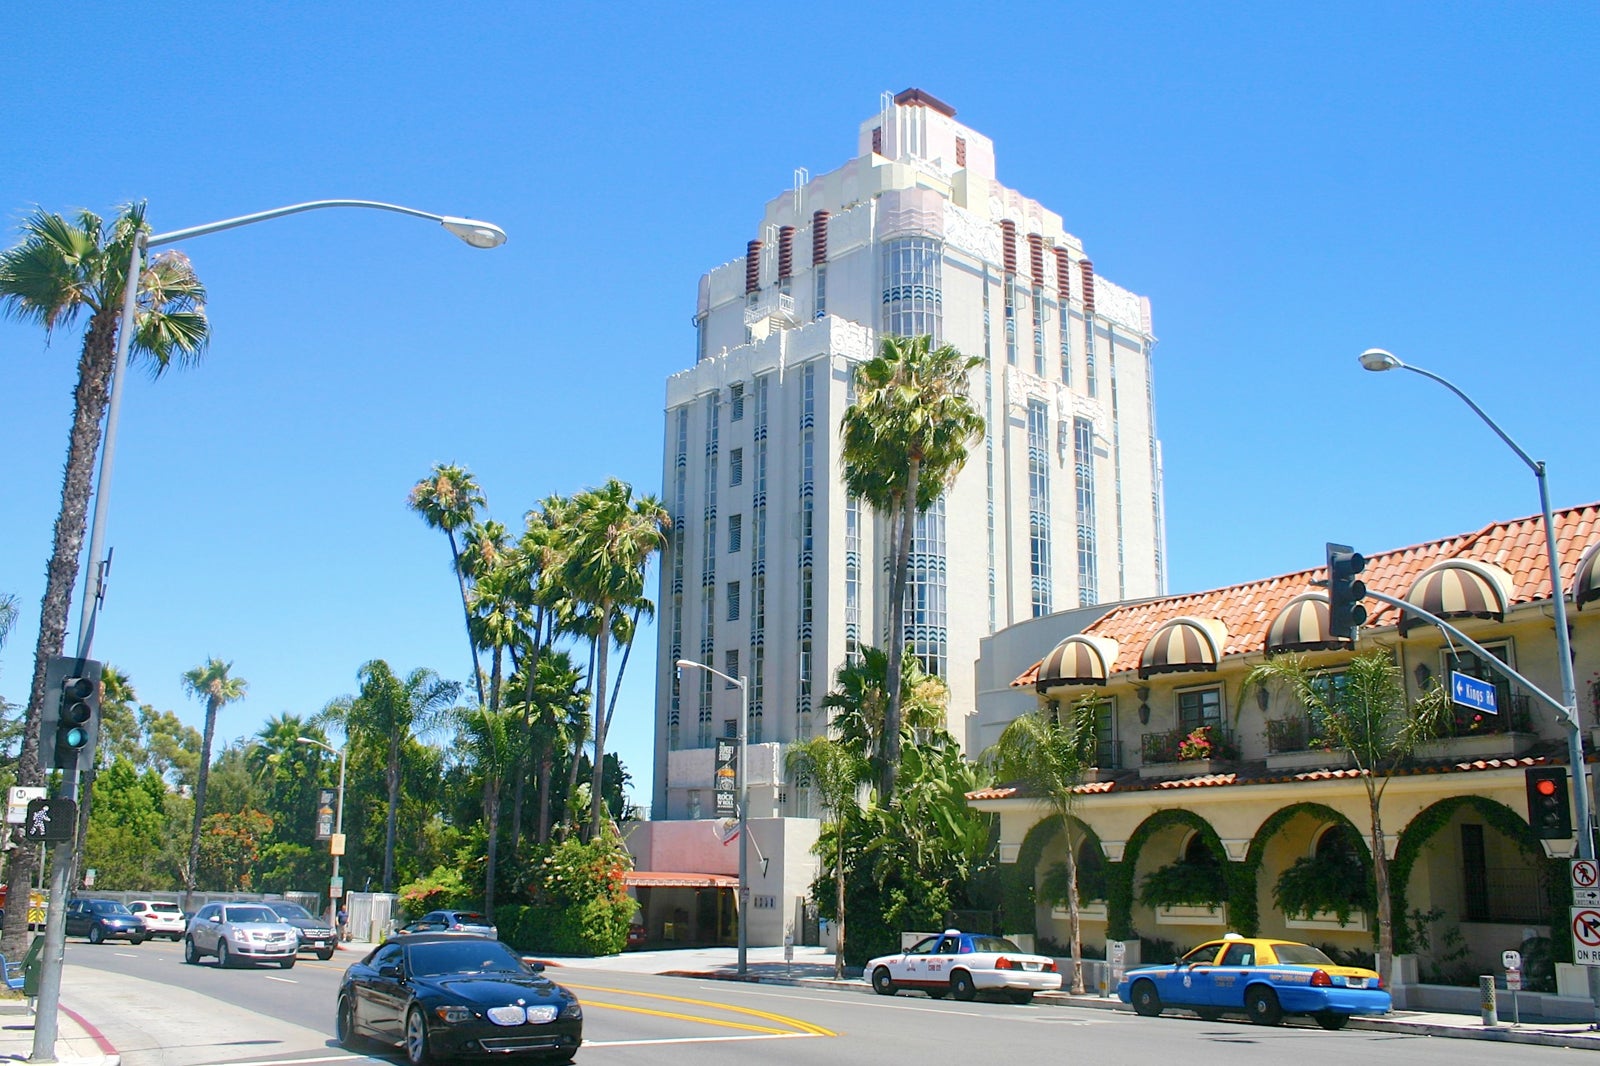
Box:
(563, 478, 669, 836)
(1243, 651, 1449, 983)
(785, 736, 870, 979)
(322, 661, 460, 890)
(821, 644, 948, 789)
(986, 695, 1102, 993)
(840, 334, 983, 800)
(0, 205, 206, 954)
(180, 658, 248, 907)
(408, 464, 488, 705)
(449, 704, 518, 920)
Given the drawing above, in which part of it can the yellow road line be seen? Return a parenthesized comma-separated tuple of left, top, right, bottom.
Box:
(580, 999, 794, 1034)
(564, 982, 836, 1037)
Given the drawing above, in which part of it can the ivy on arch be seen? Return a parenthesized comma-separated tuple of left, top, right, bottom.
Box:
(1388, 794, 1565, 956)
(1000, 813, 1108, 936)
(1240, 801, 1372, 936)
(1109, 809, 1248, 940)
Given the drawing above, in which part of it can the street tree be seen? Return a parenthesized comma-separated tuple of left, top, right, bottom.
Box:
(840, 335, 983, 800)
(181, 658, 247, 906)
(785, 735, 870, 979)
(409, 464, 488, 705)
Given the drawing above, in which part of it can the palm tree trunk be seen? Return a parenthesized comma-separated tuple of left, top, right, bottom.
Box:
(1370, 789, 1392, 985)
(589, 607, 614, 838)
(1064, 822, 1085, 994)
(883, 459, 921, 801)
(484, 780, 501, 919)
(185, 701, 221, 909)
(537, 750, 554, 844)
(602, 605, 644, 737)
(449, 530, 486, 707)
(384, 733, 401, 891)
(2, 308, 117, 958)
(835, 833, 847, 980)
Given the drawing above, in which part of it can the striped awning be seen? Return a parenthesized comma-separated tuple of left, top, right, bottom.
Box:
(1399, 559, 1513, 634)
(1139, 617, 1226, 678)
(1574, 542, 1600, 610)
(1036, 635, 1118, 691)
(625, 871, 738, 889)
(1266, 592, 1346, 652)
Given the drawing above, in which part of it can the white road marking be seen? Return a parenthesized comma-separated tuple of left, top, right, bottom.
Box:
(187, 1056, 362, 1066)
(263, 974, 298, 984)
(585, 1033, 819, 1048)
(112, 953, 138, 959)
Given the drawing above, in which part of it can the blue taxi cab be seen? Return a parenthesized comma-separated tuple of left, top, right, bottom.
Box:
(1116, 934, 1389, 1029)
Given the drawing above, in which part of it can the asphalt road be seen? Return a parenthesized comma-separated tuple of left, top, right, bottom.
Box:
(59, 938, 1569, 1066)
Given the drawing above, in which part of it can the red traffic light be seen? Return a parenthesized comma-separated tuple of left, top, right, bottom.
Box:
(1536, 779, 1558, 797)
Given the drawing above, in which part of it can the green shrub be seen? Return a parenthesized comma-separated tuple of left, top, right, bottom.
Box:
(397, 866, 473, 918)
(513, 829, 635, 956)
(1138, 861, 1227, 908)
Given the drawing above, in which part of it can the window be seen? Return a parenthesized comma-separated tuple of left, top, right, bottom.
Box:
(728, 513, 742, 553)
(1178, 687, 1222, 731)
(1026, 398, 1052, 616)
(730, 448, 743, 486)
(730, 382, 744, 421)
(882, 237, 944, 343)
(724, 718, 737, 738)
(1441, 642, 1516, 733)
(727, 580, 741, 620)
(725, 649, 739, 684)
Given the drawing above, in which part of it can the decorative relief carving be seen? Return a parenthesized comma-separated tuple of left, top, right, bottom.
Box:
(944, 203, 1002, 263)
(1094, 276, 1151, 335)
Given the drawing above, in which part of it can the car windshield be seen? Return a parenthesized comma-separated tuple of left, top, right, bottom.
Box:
(968, 936, 1023, 954)
(408, 940, 524, 977)
(90, 901, 130, 915)
(268, 902, 314, 920)
(223, 906, 280, 924)
(1272, 943, 1336, 966)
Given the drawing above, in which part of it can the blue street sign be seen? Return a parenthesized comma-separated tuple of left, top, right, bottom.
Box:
(1451, 671, 1499, 714)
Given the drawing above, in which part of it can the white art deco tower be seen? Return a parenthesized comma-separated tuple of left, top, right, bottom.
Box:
(653, 89, 1165, 820)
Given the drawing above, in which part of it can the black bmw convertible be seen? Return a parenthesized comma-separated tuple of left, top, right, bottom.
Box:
(336, 932, 582, 1064)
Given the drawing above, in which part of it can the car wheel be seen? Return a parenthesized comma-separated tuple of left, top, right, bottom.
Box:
(1246, 986, 1283, 1026)
(88, 924, 105, 945)
(280, 956, 296, 970)
(950, 970, 977, 1002)
(1130, 978, 1162, 1017)
(871, 967, 897, 996)
(171, 934, 184, 942)
(1315, 1011, 1349, 1031)
(1010, 991, 1035, 1005)
(336, 995, 364, 1049)
(1195, 1007, 1223, 1021)
(183, 937, 199, 965)
(318, 949, 336, 961)
(217, 941, 232, 969)
(405, 1007, 433, 1066)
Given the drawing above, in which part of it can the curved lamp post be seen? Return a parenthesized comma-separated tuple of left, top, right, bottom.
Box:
(674, 659, 749, 977)
(1359, 348, 1591, 866)
(298, 736, 348, 935)
(75, 200, 507, 658)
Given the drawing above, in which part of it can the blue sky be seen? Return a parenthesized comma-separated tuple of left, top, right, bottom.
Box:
(3, 2, 1597, 808)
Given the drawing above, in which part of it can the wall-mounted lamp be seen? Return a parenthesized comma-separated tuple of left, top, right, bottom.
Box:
(1414, 663, 1433, 689)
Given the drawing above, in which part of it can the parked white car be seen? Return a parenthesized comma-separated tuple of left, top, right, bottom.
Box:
(127, 899, 186, 941)
(866, 930, 1060, 1003)
(184, 902, 298, 969)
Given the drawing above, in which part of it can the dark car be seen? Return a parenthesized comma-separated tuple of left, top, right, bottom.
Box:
(417, 910, 498, 938)
(336, 933, 582, 1065)
(262, 900, 340, 960)
(65, 899, 147, 945)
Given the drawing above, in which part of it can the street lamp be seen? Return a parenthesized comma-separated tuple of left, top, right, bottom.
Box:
(298, 736, 348, 935)
(1359, 348, 1592, 859)
(74, 199, 507, 658)
(675, 659, 749, 977)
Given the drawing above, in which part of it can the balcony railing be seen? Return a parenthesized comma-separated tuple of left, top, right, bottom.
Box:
(1141, 724, 1238, 765)
(1439, 692, 1533, 738)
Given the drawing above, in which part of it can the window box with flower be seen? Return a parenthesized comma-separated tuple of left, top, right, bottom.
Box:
(1413, 694, 1537, 760)
(1140, 724, 1239, 778)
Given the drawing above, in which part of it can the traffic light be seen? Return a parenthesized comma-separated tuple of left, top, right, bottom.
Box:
(40, 656, 102, 773)
(1525, 766, 1573, 839)
(1325, 542, 1368, 641)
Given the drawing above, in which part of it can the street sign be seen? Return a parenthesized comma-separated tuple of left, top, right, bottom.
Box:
(1573, 860, 1599, 889)
(1450, 671, 1498, 714)
(329, 875, 344, 899)
(1502, 949, 1522, 970)
(6, 787, 44, 825)
(1507, 970, 1523, 991)
(1572, 908, 1600, 965)
(83, 868, 95, 886)
(713, 738, 737, 818)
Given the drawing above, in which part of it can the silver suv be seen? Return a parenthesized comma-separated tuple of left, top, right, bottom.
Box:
(184, 902, 298, 969)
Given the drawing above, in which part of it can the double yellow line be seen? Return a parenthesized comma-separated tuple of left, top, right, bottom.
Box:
(564, 982, 835, 1037)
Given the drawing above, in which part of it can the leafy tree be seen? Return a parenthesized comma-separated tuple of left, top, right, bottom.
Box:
(1243, 650, 1449, 982)
(408, 464, 488, 705)
(135, 705, 202, 787)
(786, 736, 869, 978)
(563, 479, 667, 836)
(196, 809, 273, 891)
(0, 203, 207, 955)
(181, 658, 248, 905)
(840, 335, 983, 800)
(249, 713, 326, 850)
(82, 756, 169, 889)
(822, 644, 947, 786)
(985, 694, 1101, 992)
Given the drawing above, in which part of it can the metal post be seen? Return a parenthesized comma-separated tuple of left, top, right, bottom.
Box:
(332, 747, 346, 933)
(30, 770, 76, 1063)
(737, 673, 749, 979)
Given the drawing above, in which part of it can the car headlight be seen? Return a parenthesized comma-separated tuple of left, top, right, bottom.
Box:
(559, 999, 583, 1020)
(230, 929, 252, 942)
(434, 1005, 473, 1024)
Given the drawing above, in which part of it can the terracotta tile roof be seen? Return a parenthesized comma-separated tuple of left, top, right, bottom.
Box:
(1011, 502, 1600, 688)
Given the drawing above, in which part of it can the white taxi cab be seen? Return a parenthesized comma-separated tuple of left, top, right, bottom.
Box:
(866, 929, 1060, 1003)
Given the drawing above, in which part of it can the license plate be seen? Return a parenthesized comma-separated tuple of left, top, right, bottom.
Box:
(1345, 977, 1366, 988)
(1022, 962, 1040, 971)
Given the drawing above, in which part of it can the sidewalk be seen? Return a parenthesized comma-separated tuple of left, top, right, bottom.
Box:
(0, 997, 119, 1066)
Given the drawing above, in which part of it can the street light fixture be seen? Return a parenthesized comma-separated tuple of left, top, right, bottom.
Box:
(298, 736, 348, 935)
(674, 659, 749, 978)
(1358, 348, 1592, 857)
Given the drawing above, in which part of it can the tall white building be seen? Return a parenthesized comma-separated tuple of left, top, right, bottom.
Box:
(653, 89, 1166, 821)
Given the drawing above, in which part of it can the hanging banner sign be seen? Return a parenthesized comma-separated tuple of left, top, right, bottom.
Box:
(714, 738, 737, 818)
(314, 789, 336, 841)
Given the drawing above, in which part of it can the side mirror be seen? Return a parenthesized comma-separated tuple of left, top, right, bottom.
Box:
(378, 963, 404, 980)
(521, 957, 546, 973)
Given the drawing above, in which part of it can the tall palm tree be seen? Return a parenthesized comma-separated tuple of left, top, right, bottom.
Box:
(180, 658, 248, 907)
(449, 704, 518, 920)
(520, 649, 589, 844)
(408, 464, 488, 705)
(840, 335, 983, 800)
(0, 205, 207, 954)
(785, 736, 870, 979)
(564, 478, 668, 837)
(986, 695, 1102, 994)
(321, 661, 460, 890)
(821, 644, 948, 789)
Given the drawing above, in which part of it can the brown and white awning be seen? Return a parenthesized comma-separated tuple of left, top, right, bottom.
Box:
(1139, 616, 1226, 678)
(1266, 592, 1345, 652)
(1399, 559, 1513, 634)
(1574, 542, 1600, 610)
(1036, 635, 1118, 691)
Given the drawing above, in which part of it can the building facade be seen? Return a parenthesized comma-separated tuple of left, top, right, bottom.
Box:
(652, 89, 1167, 823)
